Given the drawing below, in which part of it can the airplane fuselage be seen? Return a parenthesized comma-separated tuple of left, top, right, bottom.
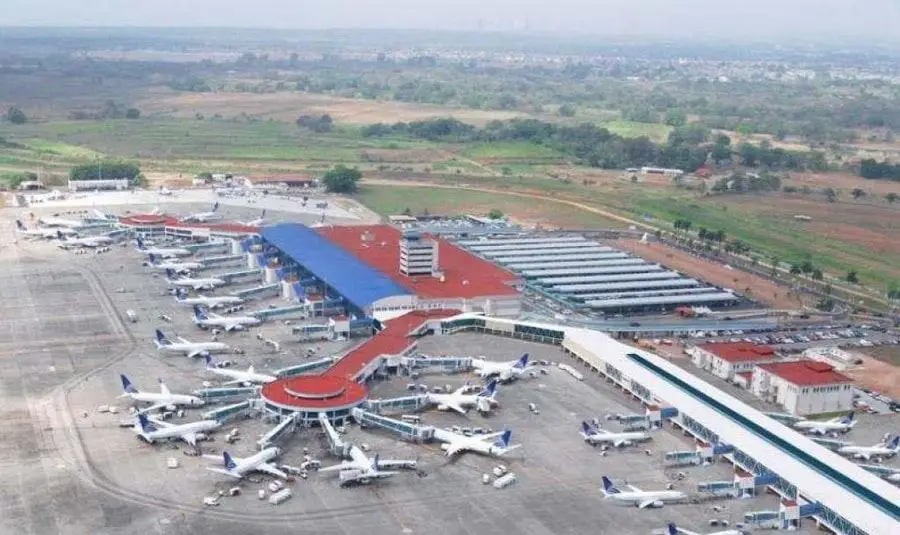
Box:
(127, 391, 204, 407)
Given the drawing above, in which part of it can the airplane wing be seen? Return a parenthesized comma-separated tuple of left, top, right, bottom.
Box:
(627, 484, 642, 493)
(187, 349, 209, 359)
(158, 382, 171, 396)
(444, 443, 464, 457)
(319, 462, 353, 473)
(177, 336, 190, 344)
(256, 462, 288, 479)
(480, 431, 506, 441)
(220, 378, 246, 386)
(445, 402, 467, 415)
(613, 439, 626, 447)
(375, 460, 414, 469)
(637, 499, 658, 509)
(202, 453, 229, 463)
(348, 447, 369, 466)
(206, 467, 242, 478)
(147, 417, 173, 429)
(451, 384, 469, 396)
(134, 402, 168, 415)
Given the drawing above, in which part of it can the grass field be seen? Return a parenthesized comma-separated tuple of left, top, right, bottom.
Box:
(599, 120, 673, 142)
(460, 141, 565, 161)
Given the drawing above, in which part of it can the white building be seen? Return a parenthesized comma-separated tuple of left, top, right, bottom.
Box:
(691, 342, 778, 382)
(68, 178, 129, 191)
(751, 360, 854, 416)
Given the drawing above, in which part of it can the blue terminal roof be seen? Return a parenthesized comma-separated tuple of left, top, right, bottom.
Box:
(261, 223, 412, 309)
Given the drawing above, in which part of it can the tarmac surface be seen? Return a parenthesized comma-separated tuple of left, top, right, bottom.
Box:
(0, 206, 831, 535)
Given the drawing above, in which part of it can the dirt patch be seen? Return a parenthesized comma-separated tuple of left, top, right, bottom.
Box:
(137, 89, 526, 125)
(805, 222, 900, 256)
(844, 355, 900, 399)
(787, 171, 900, 196)
(616, 240, 803, 310)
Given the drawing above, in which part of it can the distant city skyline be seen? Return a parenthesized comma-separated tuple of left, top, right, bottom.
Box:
(2, 0, 899, 44)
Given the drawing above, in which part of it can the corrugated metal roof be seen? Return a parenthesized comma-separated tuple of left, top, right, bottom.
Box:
(496, 253, 629, 264)
(456, 236, 585, 246)
(556, 278, 701, 293)
(469, 242, 604, 253)
(514, 259, 650, 272)
(571, 287, 721, 301)
(539, 271, 681, 286)
(757, 360, 854, 386)
(262, 223, 411, 309)
(489, 248, 625, 259)
(585, 292, 737, 309)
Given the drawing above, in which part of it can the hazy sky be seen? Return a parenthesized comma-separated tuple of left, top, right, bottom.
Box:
(3, 0, 900, 42)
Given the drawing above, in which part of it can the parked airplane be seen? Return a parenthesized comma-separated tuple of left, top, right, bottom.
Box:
(146, 254, 204, 274)
(154, 329, 229, 358)
(838, 436, 900, 461)
(15, 220, 76, 239)
(92, 209, 117, 221)
(320, 445, 416, 485)
(180, 202, 220, 223)
(119, 374, 205, 414)
(136, 237, 191, 258)
(667, 522, 744, 535)
(601, 476, 686, 509)
(434, 428, 521, 458)
(39, 215, 83, 228)
(165, 269, 225, 291)
(793, 412, 856, 435)
(243, 209, 266, 226)
(175, 290, 243, 309)
(56, 231, 113, 248)
(133, 413, 220, 447)
(580, 421, 651, 447)
(193, 305, 260, 331)
(204, 447, 286, 479)
(425, 380, 498, 415)
(470, 353, 532, 382)
(204, 355, 276, 385)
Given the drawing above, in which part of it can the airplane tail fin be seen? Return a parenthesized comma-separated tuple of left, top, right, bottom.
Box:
(889, 436, 900, 450)
(666, 523, 678, 535)
(57, 230, 64, 240)
(147, 253, 157, 265)
(260, 209, 265, 220)
(137, 413, 156, 433)
(175, 288, 188, 301)
(136, 237, 144, 249)
(479, 379, 498, 399)
(493, 429, 512, 449)
(164, 268, 176, 281)
(212, 201, 219, 212)
(120, 374, 138, 395)
(373, 453, 380, 470)
(601, 476, 620, 496)
(581, 421, 593, 435)
(15, 219, 25, 230)
(223, 451, 237, 470)
(841, 411, 856, 426)
(204, 354, 216, 369)
(514, 353, 529, 369)
(154, 329, 170, 347)
(194, 305, 208, 322)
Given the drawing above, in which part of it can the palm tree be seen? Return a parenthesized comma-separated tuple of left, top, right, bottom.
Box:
(886, 192, 899, 205)
(851, 188, 866, 200)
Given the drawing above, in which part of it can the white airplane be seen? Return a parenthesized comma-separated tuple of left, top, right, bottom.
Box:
(204, 355, 276, 385)
(158, 187, 174, 197)
(15, 220, 76, 239)
(243, 209, 266, 226)
(425, 380, 498, 415)
(180, 202, 220, 223)
(434, 428, 521, 458)
(39, 215, 83, 228)
(154, 329, 229, 358)
(580, 421, 650, 447)
(793, 412, 856, 435)
(601, 476, 686, 509)
(56, 231, 113, 248)
(887, 472, 900, 484)
(133, 413, 220, 447)
(194, 305, 260, 331)
(471, 353, 533, 382)
(165, 269, 225, 291)
(320, 445, 416, 486)
(667, 522, 744, 535)
(92, 209, 117, 221)
(146, 254, 204, 274)
(837, 436, 900, 461)
(136, 237, 191, 258)
(119, 374, 205, 414)
(203, 447, 286, 479)
(174, 290, 243, 309)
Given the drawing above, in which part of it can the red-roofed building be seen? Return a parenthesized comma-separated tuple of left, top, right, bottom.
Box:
(117, 213, 259, 239)
(317, 224, 521, 318)
(691, 342, 778, 381)
(751, 360, 854, 415)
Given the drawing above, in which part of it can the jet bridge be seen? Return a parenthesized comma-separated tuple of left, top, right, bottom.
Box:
(202, 400, 253, 422)
(217, 269, 263, 284)
(276, 357, 337, 378)
(186, 241, 229, 254)
(364, 395, 429, 414)
(257, 413, 300, 450)
(810, 437, 852, 451)
(664, 450, 703, 467)
(251, 304, 309, 320)
(318, 412, 351, 458)
(764, 411, 803, 426)
(200, 254, 245, 268)
(350, 407, 434, 442)
(858, 464, 900, 478)
(231, 283, 280, 299)
(400, 356, 472, 375)
(696, 481, 739, 497)
(194, 386, 259, 404)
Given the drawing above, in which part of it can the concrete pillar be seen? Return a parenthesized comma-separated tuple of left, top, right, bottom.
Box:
(230, 239, 243, 255)
(247, 252, 259, 269)
(265, 266, 278, 284)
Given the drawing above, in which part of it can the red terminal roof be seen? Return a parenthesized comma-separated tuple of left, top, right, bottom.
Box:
(317, 224, 518, 299)
(756, 360, 853, 386)
(260, 309, 460, 410)
(700, 342, 776, 363)
(118, 213, 259, 234)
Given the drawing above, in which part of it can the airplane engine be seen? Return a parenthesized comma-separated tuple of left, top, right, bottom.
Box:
(439, 444, 450, 452)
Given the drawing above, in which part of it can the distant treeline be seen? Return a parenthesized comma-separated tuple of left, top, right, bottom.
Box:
(70, 162, 141, 181)
(361, 118, 827, 172)
(859, 158, 900, 181)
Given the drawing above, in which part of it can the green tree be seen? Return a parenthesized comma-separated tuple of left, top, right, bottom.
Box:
(886, 192, 898, 204)
(823, 187, 839, 203)
(125, 108, 141, 119)
(322, 165, 362, 193)
(402, 207, 412, 216)
(851, 188, 866, 200)
(487, 208, 504, 220)
(811, 269, 823, 281)
(664, 109, 687, 127)
(845, 270, 859, 284)
(6, 106, 27, 125)
(558, 104, 576, 117)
